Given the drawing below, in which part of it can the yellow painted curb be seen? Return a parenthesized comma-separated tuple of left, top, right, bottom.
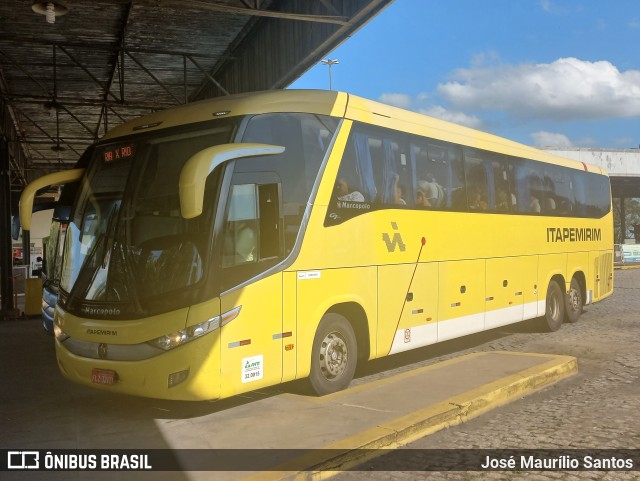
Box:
(244, 352, 577, 481)
(615, 264, 640, 270)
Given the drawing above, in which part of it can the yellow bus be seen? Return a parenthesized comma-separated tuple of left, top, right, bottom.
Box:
(20, 90, 613, 401)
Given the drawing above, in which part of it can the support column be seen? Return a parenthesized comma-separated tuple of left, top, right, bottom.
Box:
(620, 197, 626, 243)
(0, 135, 15, 318)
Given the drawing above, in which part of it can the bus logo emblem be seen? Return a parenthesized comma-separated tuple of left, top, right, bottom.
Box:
(98, 343, 108, 360)
(382, 222, 406, 252)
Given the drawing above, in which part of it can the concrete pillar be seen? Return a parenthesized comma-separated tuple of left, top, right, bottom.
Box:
(0, 135, 15, 318)
(620, 197, 626, 243)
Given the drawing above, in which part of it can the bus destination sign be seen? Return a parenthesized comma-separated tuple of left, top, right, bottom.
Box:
(103, 144, 135, 163)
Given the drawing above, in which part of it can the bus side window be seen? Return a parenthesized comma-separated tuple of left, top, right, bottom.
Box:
(487, 155, 511, 212)
(463, 148, 489, 211)
(515, 159, 544, 214)
(575, 171, 610, 218)
(335, 127, 409, 207)
(222, 182, 282, 264)
(241, 112, 339, 254)
(334, 134, 373, 203)
(221, 180, 283, 290)
(544, 166, 573, 215)
(223, 184, 259, 267)
(411, 140, 448, 209)
(378, 137, 409, 207)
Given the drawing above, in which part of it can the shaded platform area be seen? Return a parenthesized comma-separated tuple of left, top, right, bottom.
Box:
(1, 319, 576, 480)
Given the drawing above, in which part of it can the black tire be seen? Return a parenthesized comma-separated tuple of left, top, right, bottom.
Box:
(308, 313, 358, 396)
(541, 280, 565, 332)
(564, 277, 583, 323)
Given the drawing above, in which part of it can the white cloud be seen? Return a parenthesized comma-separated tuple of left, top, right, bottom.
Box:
(613, 136, 635, 147)
(420, 106, 483, 129)
(378, 93, 412, 109)
(437, 57, 640, 121)
(539, 0, 570, 15)
(531, 131, 573, 148)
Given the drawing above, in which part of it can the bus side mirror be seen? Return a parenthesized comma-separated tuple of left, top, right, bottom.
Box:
(179, 143, 285, 219)
(19, 168, 85, 231)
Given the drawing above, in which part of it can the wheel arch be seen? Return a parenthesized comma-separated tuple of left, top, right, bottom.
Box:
(326, 302, 371, 363)
(545, 272, 566, 294)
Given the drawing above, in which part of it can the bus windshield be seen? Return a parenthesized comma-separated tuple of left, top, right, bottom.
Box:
(58, 112, 339, 318)
(60, 120, 237, 316)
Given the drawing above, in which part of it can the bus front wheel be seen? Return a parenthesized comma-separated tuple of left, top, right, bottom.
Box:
(564, 277, 583, 323)
(542, 280, 565, 332)
(309, 313, 358, 396)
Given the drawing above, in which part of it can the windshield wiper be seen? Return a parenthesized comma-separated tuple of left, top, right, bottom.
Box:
(65, 204, 120, 311)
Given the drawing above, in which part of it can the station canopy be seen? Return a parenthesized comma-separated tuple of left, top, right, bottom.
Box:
(0, 0, 393, 192)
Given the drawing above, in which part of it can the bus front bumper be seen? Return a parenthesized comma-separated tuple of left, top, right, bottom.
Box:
(54, 332, 221, 401)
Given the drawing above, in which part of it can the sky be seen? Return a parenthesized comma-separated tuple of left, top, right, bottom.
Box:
(289, 0, 640, 150)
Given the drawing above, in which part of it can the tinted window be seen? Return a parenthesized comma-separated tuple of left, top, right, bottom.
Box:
(241, 113, 339, 253)
(574, 171, 610, 218)
(411, 139, 463, 210)
(325, 121, 610, 226)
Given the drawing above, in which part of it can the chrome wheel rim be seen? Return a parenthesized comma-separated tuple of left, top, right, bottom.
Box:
(548, 291, 561, 322)
(319, 331, 349, 380)
(568, 288, 581, 313)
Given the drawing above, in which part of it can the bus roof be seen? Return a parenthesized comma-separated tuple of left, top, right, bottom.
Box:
(102, 89, 606, 176)
(102, 90, 348, 140)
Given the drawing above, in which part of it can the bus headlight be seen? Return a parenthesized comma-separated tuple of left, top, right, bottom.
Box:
(148, 316, 220, 351)
(54, 322, 69, 342)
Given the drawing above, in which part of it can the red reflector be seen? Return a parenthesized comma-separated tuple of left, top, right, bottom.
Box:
(239, 339, 251, 346)
(282, 332, 292, 338)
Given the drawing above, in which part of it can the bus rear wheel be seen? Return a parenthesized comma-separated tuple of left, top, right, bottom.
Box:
(564, 277, 583, 323)
(541, 280, 565, 332)
(309, 313, 357, 396)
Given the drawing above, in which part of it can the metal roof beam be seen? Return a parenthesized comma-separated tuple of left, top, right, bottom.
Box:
(159, 0, 350, 25)
(19, 111, 80, 160)
(125, 51, 183, 105)
(3, 94, 172, 111)
(0, 49, 50, 97)
(57, 45, 121, 103)
(57, 104, 98, 141)
(186, 55, 230, 96)
(0, 35, 219, 59)
(16, 138, 95, 145)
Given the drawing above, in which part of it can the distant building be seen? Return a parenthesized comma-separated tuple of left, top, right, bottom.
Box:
(542, 148, 640, 245)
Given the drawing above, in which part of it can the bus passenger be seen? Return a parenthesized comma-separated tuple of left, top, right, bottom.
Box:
(235, 224, 256, 263)
(416, 188, 431, 207)
(496, 188, 510, 211)
(335, 177, 365, 202)
(393, 174, 406, 205)
(469, 186, 487, 210)
(530, 196, 541, 213)
(545, 197, 556, 212)
(418, 173, 444, 207)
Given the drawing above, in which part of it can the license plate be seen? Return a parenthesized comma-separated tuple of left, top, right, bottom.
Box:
(91, 368, 117, 385)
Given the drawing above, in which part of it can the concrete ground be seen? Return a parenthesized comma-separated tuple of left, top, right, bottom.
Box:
(334, 268, 640, 481)
(2, 269, 638, 481)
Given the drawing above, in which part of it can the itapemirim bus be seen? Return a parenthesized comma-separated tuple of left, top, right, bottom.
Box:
(20, 90, 613, 401)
